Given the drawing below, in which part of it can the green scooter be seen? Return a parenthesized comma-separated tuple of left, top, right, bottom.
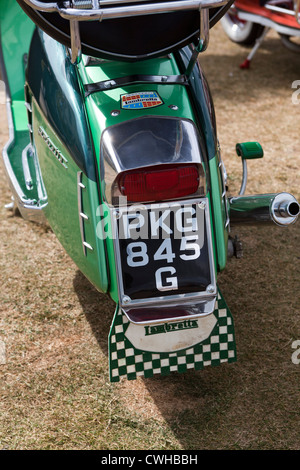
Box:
(1, 0, 299, 382)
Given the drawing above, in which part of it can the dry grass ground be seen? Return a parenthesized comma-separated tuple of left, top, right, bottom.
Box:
(0, 23, 299, 450)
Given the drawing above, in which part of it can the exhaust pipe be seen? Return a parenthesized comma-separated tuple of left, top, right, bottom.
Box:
(229, 192, 300, 227)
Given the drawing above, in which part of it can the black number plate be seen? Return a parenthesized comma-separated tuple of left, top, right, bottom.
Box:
(116, 202, 213, 301)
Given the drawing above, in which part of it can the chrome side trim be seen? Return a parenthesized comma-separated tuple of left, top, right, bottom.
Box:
(83, 241, 94, 251)
(77, 171, 93, 255)
(2, 98, 47, 224)
(22, 144, 34, 191)
(77, 171, 87, 256)
(38, 127, 68, 169)
(122, 297, 217, 325)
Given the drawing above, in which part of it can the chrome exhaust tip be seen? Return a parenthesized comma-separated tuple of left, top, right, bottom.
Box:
(272, 193, 300, 226)
(229, 192, 299, 227)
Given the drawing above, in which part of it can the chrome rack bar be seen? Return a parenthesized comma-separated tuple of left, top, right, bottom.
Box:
(185, 7, 209, 77)
(23, 0, 229, 19)
(59, 0, 228, 20)
(23, 0, 228, 63)
(82, 8, 209, 96)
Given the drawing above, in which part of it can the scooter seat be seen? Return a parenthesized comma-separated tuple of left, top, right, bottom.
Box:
(17, 0, 202, 61)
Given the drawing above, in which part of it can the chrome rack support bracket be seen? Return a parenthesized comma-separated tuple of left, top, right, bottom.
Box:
(70, 19, 82, 64)
(185, 8, 209, 77)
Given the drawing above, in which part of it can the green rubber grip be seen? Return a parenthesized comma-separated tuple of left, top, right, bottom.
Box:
(236, 142, 264, 160)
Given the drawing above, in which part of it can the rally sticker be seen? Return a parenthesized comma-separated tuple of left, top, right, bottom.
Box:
(121, 91, 163, 110)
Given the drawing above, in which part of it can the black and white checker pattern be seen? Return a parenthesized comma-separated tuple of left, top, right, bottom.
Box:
(109, 290, 236, 382)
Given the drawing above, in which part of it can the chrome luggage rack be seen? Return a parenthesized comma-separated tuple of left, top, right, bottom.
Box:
(21, 0, 230, 62)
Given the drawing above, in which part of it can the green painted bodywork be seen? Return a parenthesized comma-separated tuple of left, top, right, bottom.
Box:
(0, 1, 34, 102)
(209, 155, 228, 271)
(0, 2, 229, 305)
(0, 2, 109, 294)
(0, 1, 35, 204)
(31, 98, 109, 293)
(77, 54, 213, 301)
(78, 54, 228, 275)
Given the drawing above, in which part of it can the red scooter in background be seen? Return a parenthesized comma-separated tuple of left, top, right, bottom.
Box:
(221, 0, 300, 67)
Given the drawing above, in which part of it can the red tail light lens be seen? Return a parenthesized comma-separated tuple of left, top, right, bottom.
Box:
(116, 164, 203, 203)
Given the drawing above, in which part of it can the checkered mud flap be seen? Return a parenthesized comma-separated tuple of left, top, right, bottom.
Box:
(108, 289, 236, 382)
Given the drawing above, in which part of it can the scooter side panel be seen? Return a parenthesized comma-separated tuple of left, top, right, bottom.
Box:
(26, 29, 97, 180)
(31, 97, 109, 294)
(25, 30, 109, 294)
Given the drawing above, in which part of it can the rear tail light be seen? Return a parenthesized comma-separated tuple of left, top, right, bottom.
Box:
(112, 164, 206, 204)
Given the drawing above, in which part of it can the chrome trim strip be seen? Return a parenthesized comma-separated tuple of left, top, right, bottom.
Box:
(77, 172, 93, 254)
(22, 144, 34, 191)
(24, 102, 32, 113)
(83, 241, 94, 251)
(38, 127, 68, 169)
(80, 212, 89, 220)
(122, 297, 217, 325)
(77, 171, 87, 256)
